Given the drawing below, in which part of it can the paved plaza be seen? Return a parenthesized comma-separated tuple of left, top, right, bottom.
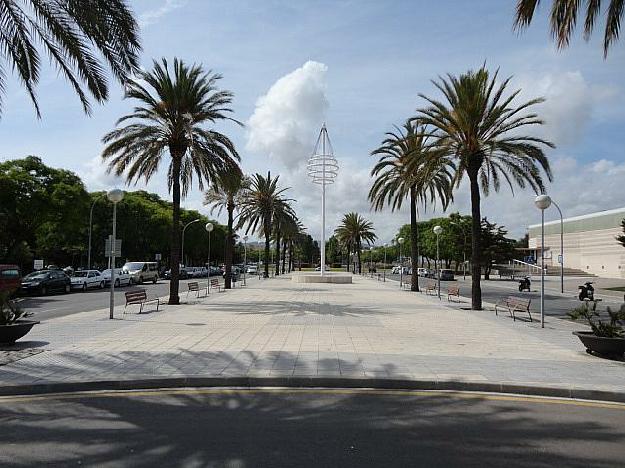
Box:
(1, 274, 624, 396)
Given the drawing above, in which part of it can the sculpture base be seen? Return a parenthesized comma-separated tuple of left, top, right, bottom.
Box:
(291, 273, 352, 284)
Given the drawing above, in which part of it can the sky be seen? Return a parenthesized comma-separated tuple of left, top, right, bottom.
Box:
(1, 0, 625, 243)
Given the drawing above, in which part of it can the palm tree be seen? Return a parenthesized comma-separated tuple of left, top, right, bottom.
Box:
(204, 171, 246, 289)
(514, 0, 624, 56)
(0, 0, 140, 117)
(417, 66, 554, 310)
(335, 212, 377, 273)
(102, 58, 241, 305)
(238, 172, 294, 278)
(369, 120, 454, 292)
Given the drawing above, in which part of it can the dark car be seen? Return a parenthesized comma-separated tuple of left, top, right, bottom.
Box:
(222, 267, 240, 281)
(21, 270, 71, 295)
(163, 267, 189, 280)
(0, 265, 21, 294)
(438, 269, 455, 281)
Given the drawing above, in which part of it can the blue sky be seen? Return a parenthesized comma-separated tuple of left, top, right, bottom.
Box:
(1, 0, 624, 241)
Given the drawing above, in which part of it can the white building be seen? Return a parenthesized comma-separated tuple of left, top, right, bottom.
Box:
(528, 207, 625, 279)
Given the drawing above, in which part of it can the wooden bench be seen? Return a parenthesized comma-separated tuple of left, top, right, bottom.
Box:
(425, 282, 437, 295)
(495, 296, 532, 322)
(124, 289, 160, 314)
(210, 278, 222, 292)
(447, 286, 460, 302)
(186, 281, 201, 299)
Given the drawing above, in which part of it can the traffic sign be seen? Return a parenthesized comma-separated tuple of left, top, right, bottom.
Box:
(155, 253, 162, 261)
(33, 259, 44, 270)
(104, 237, 122, 257)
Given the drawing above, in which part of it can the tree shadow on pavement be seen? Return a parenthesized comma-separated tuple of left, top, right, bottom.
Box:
(1, 386, 624, 467)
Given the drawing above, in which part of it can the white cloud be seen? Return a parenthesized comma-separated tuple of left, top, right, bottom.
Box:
(138, 0, 186, 28)
(516, 71, 616, 147)
(245, 61, 329, 170)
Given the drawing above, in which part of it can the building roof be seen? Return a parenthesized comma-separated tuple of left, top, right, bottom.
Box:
(528, 206, 625, 236)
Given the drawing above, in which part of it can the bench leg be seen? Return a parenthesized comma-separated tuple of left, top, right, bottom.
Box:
(156, 299, 160, 312)
(140, 303, 144, 314)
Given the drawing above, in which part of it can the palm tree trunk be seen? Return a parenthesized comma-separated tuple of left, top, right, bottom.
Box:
(409, 187, 420, 292)
(224, 200, 234, 289)
(275, 229, 281, 276)
(264, 220, 270, 279)
(168, 157, 182, 305)
(357, 241, 362, 274)
(468, 168, 482, 310)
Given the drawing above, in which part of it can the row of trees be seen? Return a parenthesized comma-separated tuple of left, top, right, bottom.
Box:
(367, 65, 554, 310)
(0, 156, 229, 273)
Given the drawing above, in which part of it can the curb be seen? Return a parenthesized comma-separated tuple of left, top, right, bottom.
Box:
(1, 377, 624, 403)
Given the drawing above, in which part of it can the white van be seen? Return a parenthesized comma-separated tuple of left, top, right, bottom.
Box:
(122, 261, 159, 284)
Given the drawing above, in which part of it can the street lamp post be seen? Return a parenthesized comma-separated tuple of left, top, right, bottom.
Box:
(398, 237, 405, 289)
(383, 243, 388, 282)
(433, 225, 443, 300)
(243, 235, 248, 286)
(107, 189, 124, 319)
(534, 195, 552, 328)
(181, 219, 200, 268)
(205, 222, 214, 295)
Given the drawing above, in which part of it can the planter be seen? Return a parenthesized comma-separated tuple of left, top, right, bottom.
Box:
(0, 320, 40, 345)
(573, 331, 625, 358)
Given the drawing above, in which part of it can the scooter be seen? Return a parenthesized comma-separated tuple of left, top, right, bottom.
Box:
(518, 276, 531, 292)
(578, 282, 595, 301)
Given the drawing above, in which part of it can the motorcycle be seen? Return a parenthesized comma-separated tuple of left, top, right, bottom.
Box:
(578, 282, 595, 301)
(518, 276, 531, 292)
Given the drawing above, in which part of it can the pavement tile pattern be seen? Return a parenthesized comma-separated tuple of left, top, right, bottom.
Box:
(1, 275, 624, 392)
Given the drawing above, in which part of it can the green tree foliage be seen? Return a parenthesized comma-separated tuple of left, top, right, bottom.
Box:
(417, 66, 553, 310)
(325, 235, 343, 266)
(102, 58, 240, 305)
(0, 0, 140, 117)
(0, 156, 89, 269)
(514, 0, 625, 56)
(617, 219, 625, 248)
(0, 157, 226, 273)
(334, 212, 377, 273)
(480, 219, 516, 279)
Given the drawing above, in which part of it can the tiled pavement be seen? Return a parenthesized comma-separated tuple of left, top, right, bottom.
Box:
(1, 274, 624, 393)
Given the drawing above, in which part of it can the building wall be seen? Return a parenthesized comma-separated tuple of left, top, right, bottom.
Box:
(529, 208, 625, 279)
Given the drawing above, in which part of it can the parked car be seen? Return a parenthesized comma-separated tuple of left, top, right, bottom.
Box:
(246, 265, 258, 275)
(0, 265, 21, 294)
(209, 266, 222, 277)
(100, 268, 131, 287)
(315, 265, 331, 271)
(417, 267, 430, 277)
(191, 267, 208, 278)
(163, 266, 189, 280)
(70, 270, 104, 290)
(437, 269, 455, 281)
(122, 261, 159, 284)
(21, 270, 71, 295)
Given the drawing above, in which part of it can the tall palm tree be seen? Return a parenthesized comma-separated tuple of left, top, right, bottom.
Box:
(102, 58, 241, 305)
(335, 212, 377, 274)
(204, 171, 246, 289)
(0, 0, 140, 117)
(417, 66, 554, 310)
(369, 120, 454, 292)
(238, 172, 294, 278)
(272, 200, 298, 276)
(514, 0, 624, 56)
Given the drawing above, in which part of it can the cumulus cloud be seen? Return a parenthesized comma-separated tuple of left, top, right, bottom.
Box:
(246, 61, 329, 170)
(139, 0, 186, 28)
(516, 71, 616, 147)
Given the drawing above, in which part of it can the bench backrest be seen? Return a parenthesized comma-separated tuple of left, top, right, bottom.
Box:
(188, 282, 199, 291)
(508, 296, 531, 308)
(125, 289, 147, 304)
(210, 278, 219, 285)
(448, 286, 460, 295)
(427, 282, 436, 289)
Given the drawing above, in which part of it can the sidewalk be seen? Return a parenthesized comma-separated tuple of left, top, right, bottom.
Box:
(1, 274, 624, 398)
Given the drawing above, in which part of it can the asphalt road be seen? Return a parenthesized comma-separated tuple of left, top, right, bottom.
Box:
(383, 273, 624, 318)
(16, 275, 258, 321)
(1, 388, 624, 467)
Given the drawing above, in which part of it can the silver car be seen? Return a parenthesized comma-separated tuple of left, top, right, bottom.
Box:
(101, 268, 131, 287)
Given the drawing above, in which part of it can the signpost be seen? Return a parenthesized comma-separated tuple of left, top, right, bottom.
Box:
(104, 237, 122, 257)
(33, 259, 44, 270)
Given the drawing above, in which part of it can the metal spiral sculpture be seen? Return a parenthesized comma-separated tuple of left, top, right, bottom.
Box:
(307, 124, 338, 276)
